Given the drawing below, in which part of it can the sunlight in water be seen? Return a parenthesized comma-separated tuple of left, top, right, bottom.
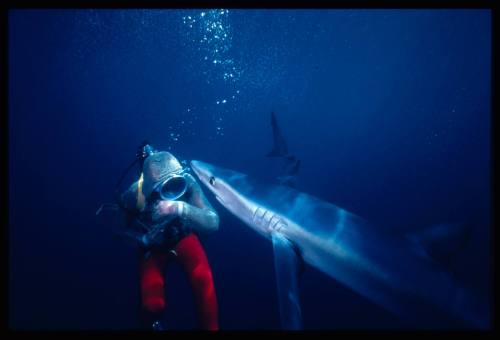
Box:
(181, 9, 243, 138)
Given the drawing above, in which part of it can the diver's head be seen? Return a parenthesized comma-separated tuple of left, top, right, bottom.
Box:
(142, 151, 187, 200)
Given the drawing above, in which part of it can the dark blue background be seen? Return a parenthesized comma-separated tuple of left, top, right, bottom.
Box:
(8, 9, 491, 330)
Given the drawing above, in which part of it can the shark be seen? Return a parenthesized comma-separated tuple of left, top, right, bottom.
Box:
(190, 160, 489, 330)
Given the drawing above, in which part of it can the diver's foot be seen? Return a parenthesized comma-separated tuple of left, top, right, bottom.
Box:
(152, 320, 165, 331)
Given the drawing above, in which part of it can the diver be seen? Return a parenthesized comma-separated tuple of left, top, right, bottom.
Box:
(117, 141, 220, 331)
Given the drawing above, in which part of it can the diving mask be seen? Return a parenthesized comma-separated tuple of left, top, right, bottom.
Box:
(153, 169, 189, 201)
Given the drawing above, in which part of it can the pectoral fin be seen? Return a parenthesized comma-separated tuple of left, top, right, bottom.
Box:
(271, 233, 303, 330)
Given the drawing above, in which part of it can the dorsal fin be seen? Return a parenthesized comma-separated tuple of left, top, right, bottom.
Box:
(267, 111, 289, 157)
(406, 223, 473, 266)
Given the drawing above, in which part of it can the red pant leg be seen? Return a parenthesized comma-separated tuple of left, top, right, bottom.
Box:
(139, 252, 169, 314)
(174, 234, 219, 330)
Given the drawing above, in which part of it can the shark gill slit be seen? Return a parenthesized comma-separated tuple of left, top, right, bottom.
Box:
(277, 220, 287, 232)
(252, 206, 260, 223)
(260, 209, 269, 225)
(268, 214, 280, 230)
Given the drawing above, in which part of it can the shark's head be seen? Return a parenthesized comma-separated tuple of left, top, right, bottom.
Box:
(191, 160, 243, 205)
(190, 160, 221, 194)
(191, 160, 257, 227)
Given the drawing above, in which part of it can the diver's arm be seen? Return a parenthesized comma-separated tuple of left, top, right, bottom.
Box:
(153, 174, 219, 235)
(182, 174, 219, 234)
(179, 201, 220, 235)
(119, 214, 170, 248)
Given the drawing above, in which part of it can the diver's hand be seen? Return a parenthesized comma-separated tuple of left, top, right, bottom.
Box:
(154, 200, 185, 220)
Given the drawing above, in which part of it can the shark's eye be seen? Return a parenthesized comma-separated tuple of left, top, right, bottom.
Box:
(209, 176, 216, 186)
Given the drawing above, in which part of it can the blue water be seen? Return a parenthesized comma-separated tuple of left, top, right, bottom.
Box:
(8, 9, 491, 330)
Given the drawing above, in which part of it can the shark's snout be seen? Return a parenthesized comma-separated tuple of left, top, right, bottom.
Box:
(190, 160, 210, 180)
(190, 160, 202, 172)
(191, 160, 230, 205)
(191, 160, 217, 192)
